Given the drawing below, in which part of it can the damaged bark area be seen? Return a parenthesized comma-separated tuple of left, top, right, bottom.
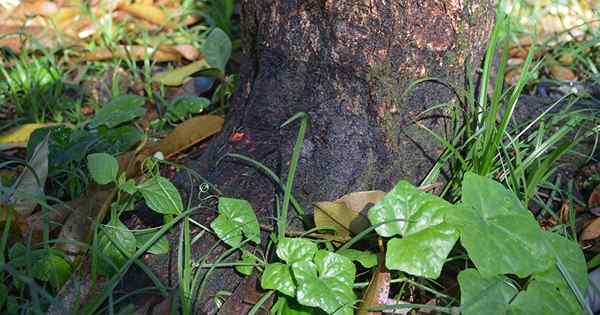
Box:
(184, 0, 495, 312)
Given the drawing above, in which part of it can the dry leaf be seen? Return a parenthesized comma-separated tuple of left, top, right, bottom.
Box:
(313, 190, 384, 237)
(559, 53, 574, 65)
(358, 267, 390, 315)
(119, 3, 166, 25)
(581, 217, 600, 241)
(0, 123, 56, 150)
(174, 44, 200, 61)
(142, 114, 224, 160)
(589, 184, 600, 208)
(549, 65, 576, 81)
(82, 45, 180, 61)
(505, 68, 522, 85)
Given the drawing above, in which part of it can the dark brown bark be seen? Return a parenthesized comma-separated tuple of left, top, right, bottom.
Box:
(196, 0, 495, 208)
(187, 1, 495, 312)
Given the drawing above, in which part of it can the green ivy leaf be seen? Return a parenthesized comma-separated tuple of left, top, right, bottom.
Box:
(447, 173, 552, 277)
(138, 176, 182, 214)
(235, 250, 257, 276)
(89, 95, 146, 128)
(510, 232, 587, 315)
(292, 250, 356, 315)
(337, 249, 377, 268)
(87, 153, 118, 185)
(386, 224, 458, 278)
(210, 197, 260, 247)
(133, 228, 169, 255)
(202, 28, 231, 72)
(261, 262, 296, 297)
(367, 181, 458, 278)
(96, 219, 136, 276)
(32, 252, 72, 289)
(458, 269, 517, 315)
(277, 238, 317, 264)
(166, 96, 210, 122)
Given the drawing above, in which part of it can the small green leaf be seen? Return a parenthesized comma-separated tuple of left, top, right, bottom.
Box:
(167, 96, 210, 122)
(447, 173, 552, 277)
(235, 250, 256, 276)
(138, 176, 183, 214)
(292, 250, 356, 315)
(90, 95, 146, 128)
(367, 181, 458, 278)
(120, 179, 137, 195)
(32, 252, 72, 289)
(210, 197, 260, 247)
(133, 229, 169, 255)
(202, 28, 231, 72)
(276, 238, 317, 264)
(87, 153, 119, 185)
(96, 220, 137, 276)
(97, 125, 144, 153)
(261, 262, 296, 297)
(337, 249, 377, 268)
(458, 269, 517, 315)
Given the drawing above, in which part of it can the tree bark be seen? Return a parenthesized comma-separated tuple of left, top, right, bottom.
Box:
(197, 0, 495, 209)
(188, 1, 495, 312)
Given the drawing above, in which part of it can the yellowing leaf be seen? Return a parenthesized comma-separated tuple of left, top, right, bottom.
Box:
(0, 123, 55, 150)
(152, 60, 208, 86)
(82, 45, 180, 62)
(119, 3, 166, 25)
(313, 191, 383, 237)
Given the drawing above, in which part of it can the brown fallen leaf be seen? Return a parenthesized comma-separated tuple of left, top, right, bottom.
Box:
(82, 45, 180, 62)
(174, 44, 200, 61)
(119, 3, 166, 25)
(142, 114, 224, 160)
(314, 191, 384, 237)
(549, 65, 576, 81)
(589, 184, 600, 208)
(357, 266, 390, 315)
(581, 217, 600, 241)
(559, 53, 574, 65)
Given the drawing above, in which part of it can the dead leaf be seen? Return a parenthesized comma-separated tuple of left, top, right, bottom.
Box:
(82, 45, 181, 62)
(142, 114, 224, 160)
(174, 44, 200, 61)
(504, 68, 522, 85)
(313, 191, 384, 237)
(357, 267, 390, 315)
(0, 123, 56, 150)
(119, 3, 166, 25)
(8, 134, 49, 216)
(589, 184, 600, 208)
(549, 65, 576, 81)
(559, 53, 574, 65)
(581, 217, 600, 241)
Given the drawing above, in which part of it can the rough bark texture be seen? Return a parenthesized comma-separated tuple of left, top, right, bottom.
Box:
(186, 1, 495, 312)
(196, 0, 495, 208)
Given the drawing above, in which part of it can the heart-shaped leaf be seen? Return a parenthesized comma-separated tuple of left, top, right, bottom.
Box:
(210, 197, 260, 247)
(202, 28, 231, 72)
(138, 176, 182, 214)
(235, 250, 257, 276)
(509, 232, 587, 314)
(368, 181, 458, 278)
(458, 269, 517, 315)
(261, 262, 296, 297)
(133, 228, 169, 255)
(277, 237, 317, 264)
(337, 249, 377, 268)
(292, 250, 356, 315)
(87, 153, 118, 185)
(447, 173, 552, 277)
(166, 96, 210, 122)
(96, 219, 136, 276)
(89, 95, 146, 128)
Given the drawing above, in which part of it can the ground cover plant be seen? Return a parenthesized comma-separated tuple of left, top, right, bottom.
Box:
(0, 0, 599, 314)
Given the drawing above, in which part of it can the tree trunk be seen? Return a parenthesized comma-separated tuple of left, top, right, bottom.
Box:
(197, 0, 494, 209)
(189, 1, 494, 312)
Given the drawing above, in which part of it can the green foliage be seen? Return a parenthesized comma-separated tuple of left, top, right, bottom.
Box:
(336, 249, 377, 269)
(447, 173, 553, 277)
(166, 95, 210, 122)
(89, 94, 146, 128)
(87, 153, 119, 185)
(202, 28, 232, 73)
(95, 219, 137, 276)
(211, 197, 260, 247)
(138, 176, 183, 214)
(368, 181, 458, 278)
